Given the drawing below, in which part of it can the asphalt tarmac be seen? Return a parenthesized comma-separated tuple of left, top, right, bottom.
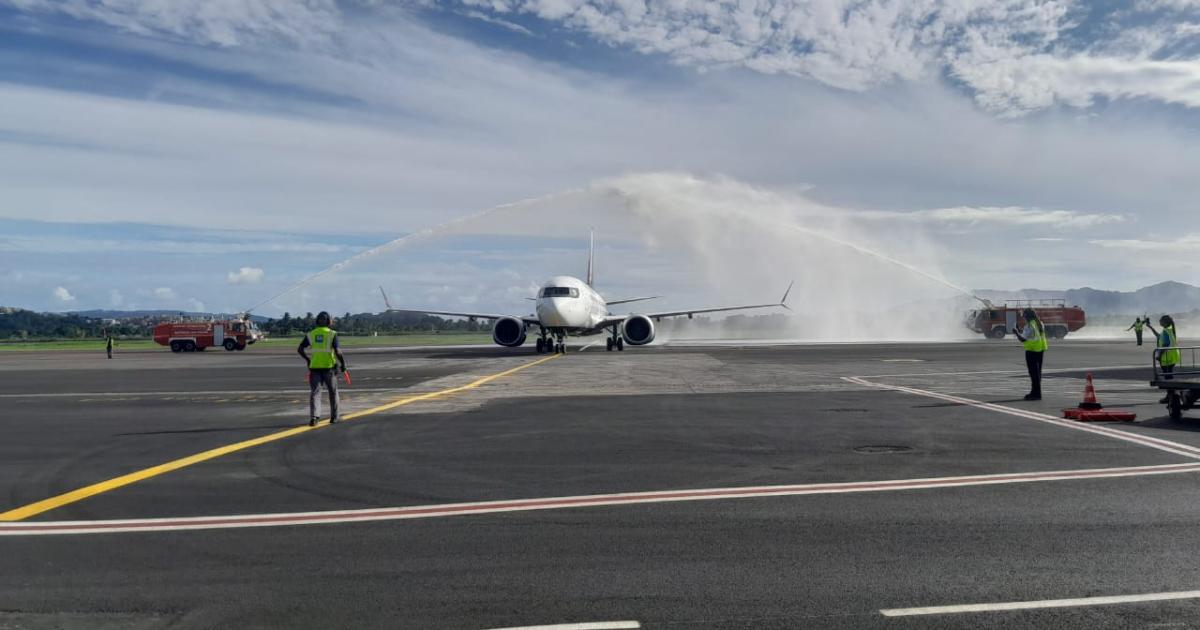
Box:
(3, 338, 1200, 629)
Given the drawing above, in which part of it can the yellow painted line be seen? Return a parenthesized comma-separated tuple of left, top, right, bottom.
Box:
(0, 354, 560, 521)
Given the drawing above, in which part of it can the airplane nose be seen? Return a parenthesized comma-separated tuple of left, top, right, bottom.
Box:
(538, 298, 569, 326)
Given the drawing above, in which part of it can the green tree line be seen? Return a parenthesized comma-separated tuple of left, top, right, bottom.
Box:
(0, 308, 487, 340)
(260, 311, 488, 336)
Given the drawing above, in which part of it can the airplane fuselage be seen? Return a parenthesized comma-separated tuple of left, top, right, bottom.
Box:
(534, 275, 608, 333)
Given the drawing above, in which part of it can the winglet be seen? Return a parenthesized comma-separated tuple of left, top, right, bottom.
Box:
(586, 229, 595, 287)
(780, 281, 793, 310)
(379, 286, 394, 311)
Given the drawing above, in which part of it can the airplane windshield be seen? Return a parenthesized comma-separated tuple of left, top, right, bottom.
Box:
(541, 287, 579, 298)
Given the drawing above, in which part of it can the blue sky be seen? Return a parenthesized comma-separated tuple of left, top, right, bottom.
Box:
(1, 1, 1199, 316)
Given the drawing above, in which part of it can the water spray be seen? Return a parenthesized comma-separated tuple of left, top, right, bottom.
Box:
(244, 188, 582, 314)
(764, 218, 993, 308)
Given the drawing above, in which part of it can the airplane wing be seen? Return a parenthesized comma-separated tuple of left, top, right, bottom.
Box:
(379, 287, 540, 325)
(605, 296, 661, 306)
(599, 282, 792, 325)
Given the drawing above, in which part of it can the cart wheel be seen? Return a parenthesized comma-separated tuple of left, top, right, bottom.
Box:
(1169, 392, 1183, 421)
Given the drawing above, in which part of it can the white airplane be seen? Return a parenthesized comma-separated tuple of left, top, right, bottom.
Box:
(380, 233, 791, 353)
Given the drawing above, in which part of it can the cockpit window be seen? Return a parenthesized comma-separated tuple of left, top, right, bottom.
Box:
(541, 287, 579, 298)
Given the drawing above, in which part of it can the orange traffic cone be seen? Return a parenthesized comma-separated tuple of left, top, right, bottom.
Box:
(1062, 372, 1136, 421)
(1079, 372, 1103, 410)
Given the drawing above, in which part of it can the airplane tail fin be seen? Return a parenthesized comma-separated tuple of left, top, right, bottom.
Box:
(379, 286, 394, 311)
(586, 229, 595, 287)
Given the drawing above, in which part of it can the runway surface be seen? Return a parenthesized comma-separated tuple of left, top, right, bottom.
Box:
(3, 339, 1200, 629)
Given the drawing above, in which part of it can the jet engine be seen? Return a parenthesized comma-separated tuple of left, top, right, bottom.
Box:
(492, 317, 527, 347)
(621, 314, 655, 346)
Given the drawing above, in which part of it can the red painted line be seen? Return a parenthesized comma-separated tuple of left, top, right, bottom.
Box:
(4, 463, 1199, 536)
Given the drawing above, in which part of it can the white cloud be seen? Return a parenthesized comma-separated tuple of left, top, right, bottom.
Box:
(873, 206, 1127, 230)
(226, 266, 265, 284)
(1137, 0, 1200, 10)
(153, 287, 176, 300)
(9, 0, 1200, 116)
(447, 0, 1200, 115)
(1091, 234, 1200, 251)
(109, 289, 124, 306)
(461, 10, 536, 36)
(955, 55, 1200, 114)
(7, 0, 343, 48)
(52, 286, 75, 302)
(1, 0, 1200, 303)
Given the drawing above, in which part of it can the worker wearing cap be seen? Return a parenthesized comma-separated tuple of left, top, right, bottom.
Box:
(298, 311, 347, 426)
(1013, 308, 1047, 401)
(1127, 317, 1146, 346)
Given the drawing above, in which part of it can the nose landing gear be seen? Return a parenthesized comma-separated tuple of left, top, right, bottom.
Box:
(536, 329, 567, 354)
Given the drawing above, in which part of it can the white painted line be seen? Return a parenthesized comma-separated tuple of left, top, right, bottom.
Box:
(842, 376, 1200, 461)
(881, 590, 1200, 617)
(0, 388, 403, 399)
(578, 340, 602, 352)
(5, 463, 1199, 536)
(854, 364, 1149, 379)
(484, 622, 640, 630)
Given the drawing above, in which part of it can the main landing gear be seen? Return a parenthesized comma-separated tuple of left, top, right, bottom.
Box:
(605, 326, 624, 352)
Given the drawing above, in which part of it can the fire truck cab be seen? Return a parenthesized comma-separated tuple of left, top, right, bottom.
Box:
(965, 299, 1086, 340)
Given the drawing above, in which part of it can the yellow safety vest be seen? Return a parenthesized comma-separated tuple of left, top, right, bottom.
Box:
(1133, 321, 1144, 333)
(1159, 326, 1180, 367)
(307, 327, 337, 369)
(1022, 319, 1047, 353)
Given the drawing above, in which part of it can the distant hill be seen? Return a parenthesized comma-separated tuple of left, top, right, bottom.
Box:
(974, 281, 1200, 316)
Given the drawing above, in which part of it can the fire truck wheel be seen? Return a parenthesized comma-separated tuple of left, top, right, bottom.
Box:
(183, 341, 196, 352)
(988, 327, 1006, 339)
(170, 341, 183, 353)
(224, 339, 237, 351)
(235, 343, 246, 351)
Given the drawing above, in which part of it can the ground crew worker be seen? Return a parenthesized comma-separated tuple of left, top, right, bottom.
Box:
(298, 311, 346, 426)
(105, 335, 114, 359)
(1013, 308, 1047, 401)
(1127, 317, 1146, 346)
(1147, 316, 1180, 405)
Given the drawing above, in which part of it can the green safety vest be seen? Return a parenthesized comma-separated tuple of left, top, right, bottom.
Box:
(1134, 321, 1144, 332)
(307, 327, 337, 369)
(1022, 319, 1047, 353)
(1159, 326, 1180, 367)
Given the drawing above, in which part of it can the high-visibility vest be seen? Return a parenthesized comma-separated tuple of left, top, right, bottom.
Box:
(1023, 319, 1047, 353)
(1159, 326, 1180, 367)
(1134, 321, 1144, 333)
(307, 327, 337, 369)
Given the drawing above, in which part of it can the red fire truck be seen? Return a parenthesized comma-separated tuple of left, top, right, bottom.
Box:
(153, 317, 264, 352)
(965, 299, 1087, 339)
